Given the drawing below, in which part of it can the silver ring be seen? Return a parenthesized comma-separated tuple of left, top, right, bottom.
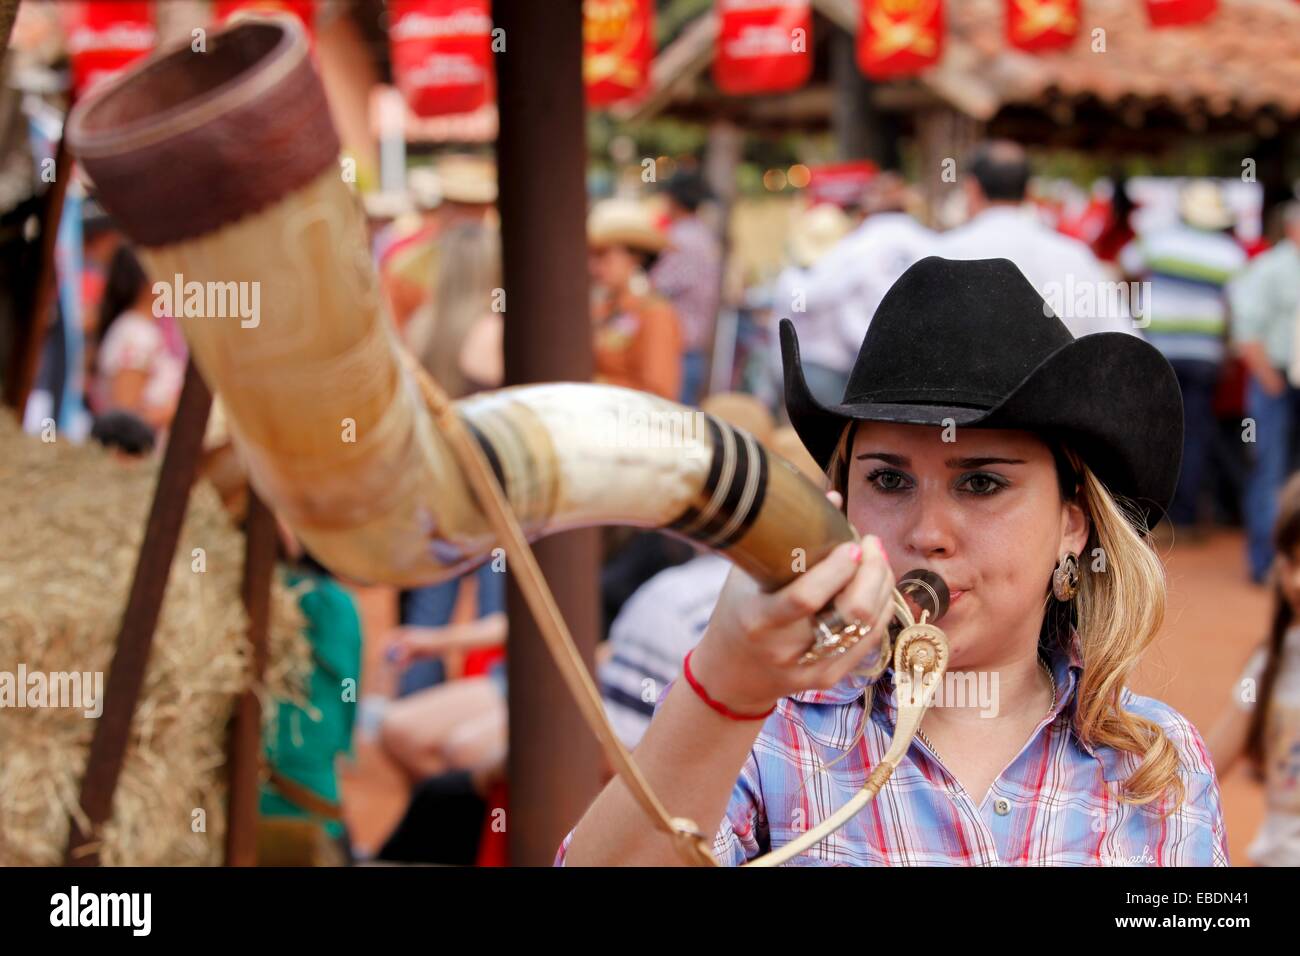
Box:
(801, 609, 872, 664)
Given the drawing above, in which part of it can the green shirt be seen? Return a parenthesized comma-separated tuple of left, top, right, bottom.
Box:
(1229, 240, 1300, 369)
(259, 569, 363, 839)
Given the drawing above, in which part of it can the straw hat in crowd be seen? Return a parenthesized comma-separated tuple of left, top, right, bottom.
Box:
(587, 198, 668, 254)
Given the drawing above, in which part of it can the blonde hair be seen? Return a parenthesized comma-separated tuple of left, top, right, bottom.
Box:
(409, 221, 502, 399)
(826, 422, 1186, 813)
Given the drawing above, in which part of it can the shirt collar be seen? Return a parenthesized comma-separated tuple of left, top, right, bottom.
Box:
(788, 628, 1105, 762)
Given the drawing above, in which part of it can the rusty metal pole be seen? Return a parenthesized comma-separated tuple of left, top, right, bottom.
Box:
(492, 0, 602, 866)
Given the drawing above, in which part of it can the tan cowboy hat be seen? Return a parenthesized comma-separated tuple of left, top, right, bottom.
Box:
(587, 198, 668, 254)
(788, 203, 851, 268)
(1179, 179, 1234, 231)
(436, 154, 498, 205)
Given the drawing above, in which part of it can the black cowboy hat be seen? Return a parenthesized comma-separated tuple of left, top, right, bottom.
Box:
(781, 256, 1183, 524)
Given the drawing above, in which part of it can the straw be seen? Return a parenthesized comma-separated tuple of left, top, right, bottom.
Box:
(0, 413, 310, 865)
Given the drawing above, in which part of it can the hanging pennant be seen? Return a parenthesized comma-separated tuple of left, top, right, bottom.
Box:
(215, 0, 316, 38)
(1144, 0, 1218, 27)
(389, 0, 494, 117)
(858, 0, 944, 79)
(714, 0, 813, 96)
(62, 2, 156, 99)
(584, 0, 654, 108)
(1006, 0, 1080, 52)
(806, 160, 878, 208)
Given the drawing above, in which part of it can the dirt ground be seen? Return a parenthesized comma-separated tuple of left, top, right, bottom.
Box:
(340, 528, 1269, 864)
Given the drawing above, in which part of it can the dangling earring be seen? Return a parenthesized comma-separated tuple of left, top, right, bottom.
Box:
(1052, 552, 1080, 601)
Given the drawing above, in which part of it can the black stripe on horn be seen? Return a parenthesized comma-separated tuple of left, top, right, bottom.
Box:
(710, 429, 769, 550)
(463, 418, 507, 491)
(667, 415, 726, 536)
(693, 419, 752, 544)
(667, 415, 768, 551)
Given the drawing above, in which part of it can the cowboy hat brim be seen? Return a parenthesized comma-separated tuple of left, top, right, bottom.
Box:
(588, 226, 669, 254)
(780, 318, 1184, 523)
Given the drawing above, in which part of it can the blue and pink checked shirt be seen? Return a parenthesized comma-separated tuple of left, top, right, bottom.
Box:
(556, 630, 1229, 866)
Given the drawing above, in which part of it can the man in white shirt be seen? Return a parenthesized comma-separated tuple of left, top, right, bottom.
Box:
(938, 140, 1135, 339)
(808, 172, 936, 359)
(772, 173, 935, 403)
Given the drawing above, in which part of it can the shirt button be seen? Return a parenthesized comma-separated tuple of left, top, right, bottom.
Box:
(993, 798, 1012, 816)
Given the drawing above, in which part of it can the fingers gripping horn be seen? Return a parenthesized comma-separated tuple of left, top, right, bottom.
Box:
(67, 16, 949, 866)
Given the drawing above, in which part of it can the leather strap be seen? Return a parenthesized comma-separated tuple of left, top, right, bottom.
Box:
(267, 770, 345, 822)
(411, 361, 717, 866)
(409, 359, 948, 867)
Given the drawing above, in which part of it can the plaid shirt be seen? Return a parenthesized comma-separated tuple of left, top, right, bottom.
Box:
(556, 631, 1229, 866)
(649, 217, 721, 354)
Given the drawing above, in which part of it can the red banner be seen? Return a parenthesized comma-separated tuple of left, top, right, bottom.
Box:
(858, 0, 944, 79)
(62, 2, 156, 99)
(714, 1, 813, 96)
(806, 160, 878, 208)
(389, 0, 494, 117)
(1006, 0, 1079, 52)
(584, 0, 654, 108)
(215, 0, 316, 37)
(1144, 0, 1218, 27)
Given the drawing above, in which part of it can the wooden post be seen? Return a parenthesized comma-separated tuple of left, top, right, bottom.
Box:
(493, 0, 603, 867)
(702, 119, 742, 397)
(224, 489, 278, 866)
(829, 25, 900, 169)
(0, 0, 21, 73)
(65, 360, 213, 865)
(914, 107, 984, 229)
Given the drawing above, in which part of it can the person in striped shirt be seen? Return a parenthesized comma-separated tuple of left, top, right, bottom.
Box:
(557, 256, 1227, 866)
(1119, 181, 1247, 531)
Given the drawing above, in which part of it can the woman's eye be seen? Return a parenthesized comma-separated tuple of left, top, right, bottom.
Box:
(959, 473, 1006, 496)
(867, 468, 910, 493)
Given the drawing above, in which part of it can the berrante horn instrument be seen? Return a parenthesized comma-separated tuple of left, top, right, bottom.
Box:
(66, 15, 951, 867)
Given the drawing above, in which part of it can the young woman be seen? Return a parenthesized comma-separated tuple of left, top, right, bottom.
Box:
(1207, 471, 1300, 865)
(588, 199, 684, 402)
(559, 256, 1228, 866)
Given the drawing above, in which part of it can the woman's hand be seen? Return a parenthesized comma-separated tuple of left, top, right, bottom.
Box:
(687, 491, 895, 714)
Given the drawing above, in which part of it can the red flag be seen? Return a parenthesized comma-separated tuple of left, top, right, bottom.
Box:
(215, 0, 316, 37)
(584, 0, 654, 108)
(1006, 0, 1080, 52)
(858, 0, 944, 79)
(1144, 0, 1218, 27)
(714, 1, 813, 96)
(389, 0, 494, 117)
(806, 161, 878, 208)
(62, 2, 156, 99)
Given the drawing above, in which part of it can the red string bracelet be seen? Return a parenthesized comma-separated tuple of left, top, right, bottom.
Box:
(682, 649, 776, 721)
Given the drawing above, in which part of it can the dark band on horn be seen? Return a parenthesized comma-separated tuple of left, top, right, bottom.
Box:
(668, 415, 769, 550)
(463, 418, 507, 491)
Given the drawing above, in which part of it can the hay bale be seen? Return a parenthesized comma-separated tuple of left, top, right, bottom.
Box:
(0, 414, 311, 865)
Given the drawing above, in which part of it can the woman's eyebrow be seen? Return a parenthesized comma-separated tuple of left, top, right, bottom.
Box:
(855, 452, 908, 465)
(945, 456, 1026, 468)
(852, 452, 1027, 468)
